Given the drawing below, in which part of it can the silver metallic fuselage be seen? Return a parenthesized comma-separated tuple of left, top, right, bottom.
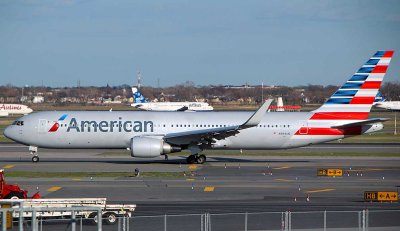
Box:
(4, 110, 358, 150)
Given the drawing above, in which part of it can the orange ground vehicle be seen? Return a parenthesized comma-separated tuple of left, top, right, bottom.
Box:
(0, 169, 40, 199)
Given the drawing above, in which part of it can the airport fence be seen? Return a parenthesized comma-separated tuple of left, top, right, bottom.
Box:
(2, 208, 400, 231)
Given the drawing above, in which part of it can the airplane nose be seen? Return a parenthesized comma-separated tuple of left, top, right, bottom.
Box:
(4, 126, 11, 139)
(3, 126, 14, 140)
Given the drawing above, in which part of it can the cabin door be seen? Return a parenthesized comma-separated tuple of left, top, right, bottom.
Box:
(38, 119, 47, 133)
(299, 120, 308, 135)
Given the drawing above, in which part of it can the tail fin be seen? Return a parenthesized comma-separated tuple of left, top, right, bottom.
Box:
(312, 50, 393, 120)
(132, 87, 147, 103)
(374, 91, 385, 103)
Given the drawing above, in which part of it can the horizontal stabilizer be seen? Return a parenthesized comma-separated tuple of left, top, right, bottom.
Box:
(331, 118, 388, 129)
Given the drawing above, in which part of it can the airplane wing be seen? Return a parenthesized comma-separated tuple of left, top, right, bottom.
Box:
(164, 99, 273, 146)
(331, 118, 389, 129)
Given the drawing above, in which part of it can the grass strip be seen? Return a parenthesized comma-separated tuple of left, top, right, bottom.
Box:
(5, 171, 185, 178)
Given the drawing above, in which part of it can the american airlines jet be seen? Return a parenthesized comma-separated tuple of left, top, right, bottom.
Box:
(3, 51, 393, 164)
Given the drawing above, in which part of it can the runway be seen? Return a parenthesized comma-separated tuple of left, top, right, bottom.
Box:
(1, 143, 400, 229)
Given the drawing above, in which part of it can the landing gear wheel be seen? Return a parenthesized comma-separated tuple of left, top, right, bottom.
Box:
(186, 155, 196, 164)
(32, 156, 39, 163)
(103, 212, 117, 225)
(196, 154, 206, 164)
(5, 191, 24, 199)
(89, 212, 99, 225)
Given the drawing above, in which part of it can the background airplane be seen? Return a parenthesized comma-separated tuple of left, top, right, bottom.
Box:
(131, 87, 214, 111)
(374, 92, 400, 110)
(0, 104, 33, 117)
(4, 51, 393, 164)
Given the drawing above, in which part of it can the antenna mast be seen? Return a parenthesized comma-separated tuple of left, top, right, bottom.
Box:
(137, 71, 142, 89)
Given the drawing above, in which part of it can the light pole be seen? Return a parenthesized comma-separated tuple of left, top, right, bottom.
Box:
(261, 82, 264, 102)
(394, 110, 397, 135)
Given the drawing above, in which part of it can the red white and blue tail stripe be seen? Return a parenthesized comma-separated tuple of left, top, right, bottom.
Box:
(293, 51, 393, 137)
(312, 50, 393, 120)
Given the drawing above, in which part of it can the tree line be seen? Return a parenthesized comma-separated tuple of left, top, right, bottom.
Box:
(0, 82, 399, 105)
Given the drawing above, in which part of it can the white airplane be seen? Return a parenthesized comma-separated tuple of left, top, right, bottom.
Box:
(131, 87, 214, 111)
(374, 92, 400, 110)
(4, 51, 393, 164)
(0, 104, 33, 117)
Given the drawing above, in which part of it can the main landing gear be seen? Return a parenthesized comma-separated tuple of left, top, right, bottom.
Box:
(186, 154, 206, 164)
(29, 146, 39, 163)
(186, 145, 206, 164)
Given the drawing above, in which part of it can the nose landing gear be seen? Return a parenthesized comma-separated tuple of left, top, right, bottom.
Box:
(29, 146, 39, 163)
(31, 155, 39, 163)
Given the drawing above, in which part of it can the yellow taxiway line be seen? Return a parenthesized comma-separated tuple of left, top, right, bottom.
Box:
(47, 186, 62, 192)
(272, 166, 290, 170)
(2, 165, 14, 169)
(306, 188, 335, 193)
(188, 165, 198, 170)
(204, 186, 215, 192)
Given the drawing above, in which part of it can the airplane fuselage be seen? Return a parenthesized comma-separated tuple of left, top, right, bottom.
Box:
(0, 104, 33, 117)
(375, 101, 400, 111)
(5, 111, 382, 150)
(131, 102, 213, 111)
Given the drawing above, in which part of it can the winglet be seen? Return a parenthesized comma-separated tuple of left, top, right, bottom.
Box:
(240, 99, 273, 128)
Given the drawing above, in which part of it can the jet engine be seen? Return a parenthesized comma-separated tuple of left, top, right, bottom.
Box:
(130, 137, 181, 158)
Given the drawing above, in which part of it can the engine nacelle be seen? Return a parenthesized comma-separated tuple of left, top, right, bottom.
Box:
(130, 137, 181, 158)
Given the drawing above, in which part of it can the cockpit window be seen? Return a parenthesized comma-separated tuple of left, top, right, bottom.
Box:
(12, 121, 24, 126)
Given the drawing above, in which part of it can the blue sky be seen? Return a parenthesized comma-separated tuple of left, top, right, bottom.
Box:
(1, 0, 399, 87)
